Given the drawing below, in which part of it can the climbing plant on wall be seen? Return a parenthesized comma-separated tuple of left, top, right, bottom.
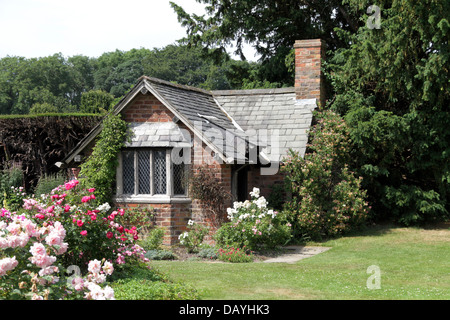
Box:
(79, 113, 129, 204)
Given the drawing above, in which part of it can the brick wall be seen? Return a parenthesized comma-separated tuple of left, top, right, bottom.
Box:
(122, 94, 174, 123)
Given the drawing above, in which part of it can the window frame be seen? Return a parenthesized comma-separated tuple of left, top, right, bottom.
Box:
(115, 148, 190, 203)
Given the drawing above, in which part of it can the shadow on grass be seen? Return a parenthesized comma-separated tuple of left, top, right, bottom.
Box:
(288, 221, 404, 247)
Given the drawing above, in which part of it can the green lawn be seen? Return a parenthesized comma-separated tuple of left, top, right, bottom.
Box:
(151, 224, 450, 300)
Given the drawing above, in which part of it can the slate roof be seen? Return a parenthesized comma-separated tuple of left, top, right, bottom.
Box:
(212, 88, 316, 161)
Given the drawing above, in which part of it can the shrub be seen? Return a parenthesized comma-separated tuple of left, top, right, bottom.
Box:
(178, 220, 209, 253)
(196, 246, 218, 260)
(29, 103, 58, 114)
(79, 113, 129, 204)
(140, 226, 166, 250)
(189, 166, 232, 226)
(144, 249, 177, 261)
(34, 173, 67, 197)
(111, 266, 199, 300)
(112, 278, 199, 300)
(282, 110, 370, 240)
(214, 187, 292, 251)
(0, 168, 24, 210)
(80, 90, 114, 114)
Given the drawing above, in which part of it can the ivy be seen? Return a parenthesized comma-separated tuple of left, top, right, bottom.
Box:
(79, 113, 129, 204)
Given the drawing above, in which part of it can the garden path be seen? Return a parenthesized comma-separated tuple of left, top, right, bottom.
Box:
(262, 246, 331, 264)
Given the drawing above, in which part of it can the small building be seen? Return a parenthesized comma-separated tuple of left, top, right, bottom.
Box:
(61, 39, 326, 245)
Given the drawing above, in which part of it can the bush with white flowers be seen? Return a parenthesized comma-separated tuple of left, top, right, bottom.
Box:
(178, 220, 209, 253)
(214, 188, 292, 251)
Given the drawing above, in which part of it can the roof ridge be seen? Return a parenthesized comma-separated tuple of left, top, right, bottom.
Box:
(211, 87, 295, 96)
(138, 76, 212, 96)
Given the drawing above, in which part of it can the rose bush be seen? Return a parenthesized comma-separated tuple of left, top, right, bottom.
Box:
(22, 180, 148, 272)
(0, 211, 115, 300)
(0, 179, 149, 300)
(214, 188, 292, 251)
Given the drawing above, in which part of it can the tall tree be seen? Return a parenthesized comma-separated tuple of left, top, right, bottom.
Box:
(170, 0, 360, 85)
(328, 0, 450, 224)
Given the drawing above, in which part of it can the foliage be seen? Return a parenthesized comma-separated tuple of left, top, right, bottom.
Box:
(144, 249, 177, 261)
(34, 173, 67, 197)
(80, 89, 114, 114)
(79, 113, 129, 204)
(328, 0, 450, 225)
(214, 188, 292, 250)
(282, 111, 370, 240)
(189, 166, 232, 226)
(0, 168, 25, 211)
(116, 205, 155, 234)
(196, 246, 218, 260)
(139, 226, 166, 251)
(0, 115, 101, 189)
(170, 0, 360, 86)
(178, 220, 209, 253)
(217, 245, 254, 263)
(112, 267, 199, 300)
(0, 44, 288, 116)
(29, 103, 58, 114)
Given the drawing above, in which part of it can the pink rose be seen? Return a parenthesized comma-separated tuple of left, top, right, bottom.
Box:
(88, 259, 102, 274)
(29, 242, 46, 257)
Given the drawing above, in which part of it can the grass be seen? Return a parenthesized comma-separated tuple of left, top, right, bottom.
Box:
(151, 224, 450, 300)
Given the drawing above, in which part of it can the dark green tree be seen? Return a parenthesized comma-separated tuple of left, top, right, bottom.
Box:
(80, 89, 115, 114)
(170, 0, 360, 86)
(93, 48, 151, 97)
(328, 0, 450, 225)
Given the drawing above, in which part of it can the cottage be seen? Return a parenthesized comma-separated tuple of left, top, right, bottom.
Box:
(61, 39, 326, 245)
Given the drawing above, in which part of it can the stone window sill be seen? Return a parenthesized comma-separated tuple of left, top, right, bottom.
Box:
(114, 195, 192, 204)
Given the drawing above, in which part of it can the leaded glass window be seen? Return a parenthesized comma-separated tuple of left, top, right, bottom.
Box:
(138, 150, 151, 194)
(120, 148, 187, 197)
(122, 151, 135, 194)
(173, 148, 186, 195)
(153, 150, 166, 195)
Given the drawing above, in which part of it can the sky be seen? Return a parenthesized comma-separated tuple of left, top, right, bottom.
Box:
(0, 0, 258, 60)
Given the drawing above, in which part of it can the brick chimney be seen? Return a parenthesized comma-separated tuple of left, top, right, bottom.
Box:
(294, 39, 326, 107)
